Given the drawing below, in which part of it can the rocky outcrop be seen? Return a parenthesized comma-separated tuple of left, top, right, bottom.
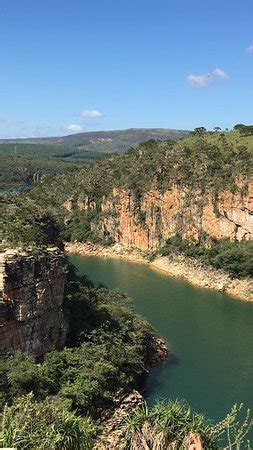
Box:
(94, 183, 252, 250)
(0, 248, 68, 358)
(95, 390, 144, 449)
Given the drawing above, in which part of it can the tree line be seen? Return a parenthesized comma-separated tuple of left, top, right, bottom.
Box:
(190, 124, 253, 136)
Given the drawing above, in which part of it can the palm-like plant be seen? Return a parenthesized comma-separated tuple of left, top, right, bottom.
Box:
(124, 400, 252, 449)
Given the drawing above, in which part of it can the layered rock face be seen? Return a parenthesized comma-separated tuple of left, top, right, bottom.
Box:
(0, 248, 68, 358)
(86, 182, 252, 250)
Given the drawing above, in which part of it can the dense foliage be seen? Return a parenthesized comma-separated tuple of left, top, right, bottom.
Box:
(1, 196, 64, 250)
(0, 143, 104, 189)
(160, 235, 253, 278)
(0, 264, 158, 448)
(22, 134, 251, 249)
(234, 124, 253, 136)
(0, 264, 155, 415)
(29, 133, 251, 207)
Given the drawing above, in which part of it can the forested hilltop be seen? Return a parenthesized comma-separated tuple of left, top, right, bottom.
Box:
(2, 130, 252, 279)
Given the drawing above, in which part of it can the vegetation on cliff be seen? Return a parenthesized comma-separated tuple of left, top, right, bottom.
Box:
(1, 196, 64, 250)
(0, 265, 156, 413)
(159, 235, 253, 279)
(2, 132, 252, 278)
(1, 263, 252, 448)
(28, 132, 251, 204)
(0, 191, 250, 449)
(0, 263, 159, 447)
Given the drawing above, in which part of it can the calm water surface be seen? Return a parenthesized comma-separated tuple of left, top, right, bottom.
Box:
(69, 254, 253, 424)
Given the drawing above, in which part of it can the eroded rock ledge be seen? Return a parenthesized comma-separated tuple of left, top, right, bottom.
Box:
(65, 242, 252, 302)
(0, 247, 68, 358)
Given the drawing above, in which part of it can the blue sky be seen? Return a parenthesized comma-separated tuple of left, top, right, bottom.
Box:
(0, 0, 252, 137)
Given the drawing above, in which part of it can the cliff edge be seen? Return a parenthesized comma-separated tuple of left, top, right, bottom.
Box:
(0, 247, 68, 358)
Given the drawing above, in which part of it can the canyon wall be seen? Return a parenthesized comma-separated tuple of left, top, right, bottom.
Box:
(0, 248, 68, 358)
(83, 182, 253, 250)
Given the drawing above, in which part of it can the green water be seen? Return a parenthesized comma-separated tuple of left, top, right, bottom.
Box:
(69, 254, 253, 424)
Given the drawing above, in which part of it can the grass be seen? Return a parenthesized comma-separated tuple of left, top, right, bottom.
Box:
(184, 130, 253, 153)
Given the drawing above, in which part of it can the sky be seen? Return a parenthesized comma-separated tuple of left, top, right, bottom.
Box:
(0, 0, 252, 138)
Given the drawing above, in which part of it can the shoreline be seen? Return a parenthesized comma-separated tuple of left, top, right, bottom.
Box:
(65, 242, 252, 302)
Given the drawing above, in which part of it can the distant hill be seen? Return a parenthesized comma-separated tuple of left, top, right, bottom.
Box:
(0, 128, 188, 188)
(0, 128, 189, 153)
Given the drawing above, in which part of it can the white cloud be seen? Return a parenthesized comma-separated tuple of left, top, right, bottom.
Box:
(80, 110, 102, 118)
(187, 68, 229, 87)
(66, 124, 82, 132)
(187, 74, 212, 87)
(213, 68, 229, 80)
(246, 44, 253, 54)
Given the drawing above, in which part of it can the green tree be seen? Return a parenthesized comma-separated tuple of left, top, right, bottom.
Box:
(193, 127, 207, 135)
(234, 123, 246, 133)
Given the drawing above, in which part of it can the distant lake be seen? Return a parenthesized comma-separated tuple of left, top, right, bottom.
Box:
(69, 254, 253, 430)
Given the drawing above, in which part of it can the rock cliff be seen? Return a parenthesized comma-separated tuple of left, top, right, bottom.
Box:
(76, 182, 252, 250)
(0, 248, 68, 358)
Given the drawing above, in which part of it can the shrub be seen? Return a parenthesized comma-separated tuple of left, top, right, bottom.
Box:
(160, 235, 252, 279)
(0, 393, 96, 449)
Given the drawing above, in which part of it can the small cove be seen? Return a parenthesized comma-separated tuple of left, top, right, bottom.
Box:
(69, 253, 253, 426)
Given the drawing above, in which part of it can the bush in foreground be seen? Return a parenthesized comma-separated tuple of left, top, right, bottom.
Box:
(1, 397, 252, 449)
(0, 393, 96, 450)
(125, 400, 252, 449)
